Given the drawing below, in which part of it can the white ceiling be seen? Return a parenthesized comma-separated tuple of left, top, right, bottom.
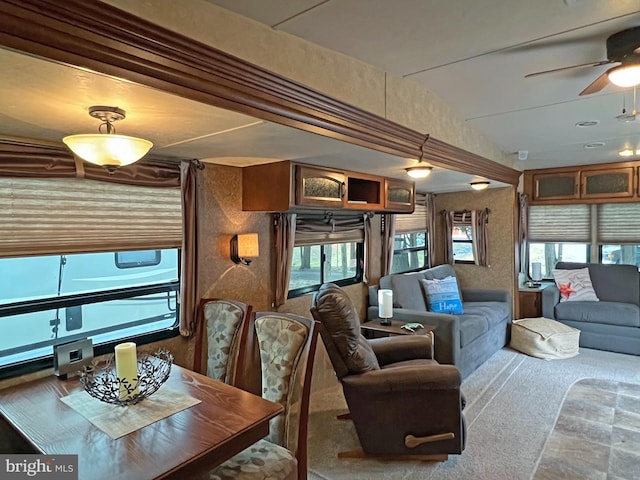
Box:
(207, 0, 640, 169)
(4, 1, 640, 194)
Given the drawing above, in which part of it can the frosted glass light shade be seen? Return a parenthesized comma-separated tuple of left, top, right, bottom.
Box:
(378, 289, 393, 319)
(63, 134, 153, 168)
(406, 166, 432, 178)
(608, 65, 640, 88)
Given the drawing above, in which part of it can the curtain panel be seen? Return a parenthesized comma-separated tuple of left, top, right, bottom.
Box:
(274, 213, 297, 308)
(178, 160, 201, 337)
(382, 213, 396, 276)
(518, 193, 529, 277)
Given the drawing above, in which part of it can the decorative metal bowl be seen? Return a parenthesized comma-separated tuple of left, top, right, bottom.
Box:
(79, 349, 173, 406)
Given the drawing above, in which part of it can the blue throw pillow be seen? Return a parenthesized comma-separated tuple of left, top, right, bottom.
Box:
(420, 276, 464, 314)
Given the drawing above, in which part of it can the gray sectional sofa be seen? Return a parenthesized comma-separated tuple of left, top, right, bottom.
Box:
(368, 264, 512, 378)
(541, 261, 640, 355)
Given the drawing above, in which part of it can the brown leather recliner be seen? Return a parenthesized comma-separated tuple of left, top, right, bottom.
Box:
(310, 283, 466, 460)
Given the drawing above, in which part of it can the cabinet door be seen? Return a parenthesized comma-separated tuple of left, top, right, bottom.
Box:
(532, 172, 580, 201)
(296, 166, 345, 207)
(385, 179, 415, 212)
(519, 290, 541, 319)
(581, 168, 634, 199)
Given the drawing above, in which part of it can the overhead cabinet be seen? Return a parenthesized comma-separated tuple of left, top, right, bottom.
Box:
(524, 162, 638, 204)
(242, 160, 414, 213)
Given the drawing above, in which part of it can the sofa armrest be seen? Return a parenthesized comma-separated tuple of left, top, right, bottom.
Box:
(386, 308, 460, 367)
(541, 285, 560, 319)
(462, 288, 510, 304)
(368, 285, 379, 307)
(369, 335, 434, 364)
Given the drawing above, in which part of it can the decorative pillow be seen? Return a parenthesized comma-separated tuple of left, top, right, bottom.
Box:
(552, 268, 599, 302)
(420, 276, 464, 314)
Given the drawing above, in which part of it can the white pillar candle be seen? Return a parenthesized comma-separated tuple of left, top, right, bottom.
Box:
(114, 342, 139, 400)
(378, 289, 393, 319)
(531, 262, 542, 282)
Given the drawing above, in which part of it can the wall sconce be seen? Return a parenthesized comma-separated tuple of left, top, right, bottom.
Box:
(63, 106, 153, 174)
(230, 233, 259, 265)
(470, 181, 490, 191)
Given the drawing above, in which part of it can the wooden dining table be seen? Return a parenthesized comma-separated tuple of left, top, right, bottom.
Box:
(0, 364, 282, 479)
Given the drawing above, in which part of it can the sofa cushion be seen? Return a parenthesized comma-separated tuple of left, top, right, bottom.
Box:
(555, 262, 640, 305)
(462, 302, 510, 328)
(458, 315, 489, 347)
(552, 267, 599, 302)
(420, 277, 464, 314)
(389, 271, 426, 310)
(314, 283, 380, 374)
(555, 301, 640, 327)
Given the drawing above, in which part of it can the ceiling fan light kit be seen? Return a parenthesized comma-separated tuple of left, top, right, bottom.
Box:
(63, 106, 153, 173)
(608, 64, 640, 88)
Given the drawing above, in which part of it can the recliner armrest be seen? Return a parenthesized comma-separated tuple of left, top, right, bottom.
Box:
(341, 364, 461, 393)
(369, 335, 434, 364)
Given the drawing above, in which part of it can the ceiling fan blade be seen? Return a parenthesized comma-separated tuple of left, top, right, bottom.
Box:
(579, 70, 612, 96)
(525, 60, 613, 78)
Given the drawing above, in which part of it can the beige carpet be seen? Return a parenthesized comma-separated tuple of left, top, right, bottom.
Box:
(533, 378, 640, 480)
(307, 347, 640, 480)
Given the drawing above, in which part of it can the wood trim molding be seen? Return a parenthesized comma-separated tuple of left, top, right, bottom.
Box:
(0, 0, 520, 185)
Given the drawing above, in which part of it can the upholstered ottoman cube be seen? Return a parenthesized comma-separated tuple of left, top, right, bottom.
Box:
(510, 317, 580, 360)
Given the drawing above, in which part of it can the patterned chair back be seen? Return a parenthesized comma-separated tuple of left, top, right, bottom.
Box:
(194, 299, 252, 386)
(253, 312, 318, 479)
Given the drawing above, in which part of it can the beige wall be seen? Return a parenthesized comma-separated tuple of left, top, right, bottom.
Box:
(105, 0, 512, 168)
(434, 187, 517, 302)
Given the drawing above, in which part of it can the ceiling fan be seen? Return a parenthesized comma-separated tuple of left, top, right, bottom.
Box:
(525, 26, 640, 96)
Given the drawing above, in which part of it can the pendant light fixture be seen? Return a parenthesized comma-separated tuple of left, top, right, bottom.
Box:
(405, 142, 432, 179)
(63, 106, 153, 173)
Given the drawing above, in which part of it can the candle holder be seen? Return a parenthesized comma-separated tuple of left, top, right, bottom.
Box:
(79, 349, 173, 406)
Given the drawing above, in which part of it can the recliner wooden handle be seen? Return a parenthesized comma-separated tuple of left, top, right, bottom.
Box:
(405, 432, 455, 448)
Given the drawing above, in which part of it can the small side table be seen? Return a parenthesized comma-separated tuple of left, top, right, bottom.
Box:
(360, 320, 436, 338)
(518, 283, 553, 319)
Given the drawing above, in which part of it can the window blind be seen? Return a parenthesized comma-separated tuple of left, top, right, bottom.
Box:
(0, 177, 182, 258)
(294, 214, 364, 246)
(598, 203, 640, 243)
(528, 204, 590, 242)
(395, 204, 427, 234)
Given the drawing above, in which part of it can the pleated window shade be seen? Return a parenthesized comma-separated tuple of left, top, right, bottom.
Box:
(0, 177, 182, 258)
(528, 204, 591, 243)
(395, 203, 427, 234)
(598, 203, 640, 243)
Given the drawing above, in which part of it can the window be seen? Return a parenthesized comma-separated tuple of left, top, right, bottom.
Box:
(0, 175, 182, 377)
(0, 250, 179, 369)
(288, 242, 363, 297)
(391, 232, 427, 273)
(453, 225, 474, 263)
(527, 203, 640, 277)
(287, 213, 366, 298)
(391, 203, 429, 273)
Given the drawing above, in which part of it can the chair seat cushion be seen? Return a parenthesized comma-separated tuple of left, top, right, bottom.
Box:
(206, 438, 297, 480)
(510, 317, 580, 360)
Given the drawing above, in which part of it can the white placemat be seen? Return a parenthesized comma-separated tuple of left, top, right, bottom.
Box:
(60, 386, 201, 439)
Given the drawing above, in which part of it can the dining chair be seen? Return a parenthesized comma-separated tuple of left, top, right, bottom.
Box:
(194, 299, 252, 386)
(203, 312, 319, 480)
